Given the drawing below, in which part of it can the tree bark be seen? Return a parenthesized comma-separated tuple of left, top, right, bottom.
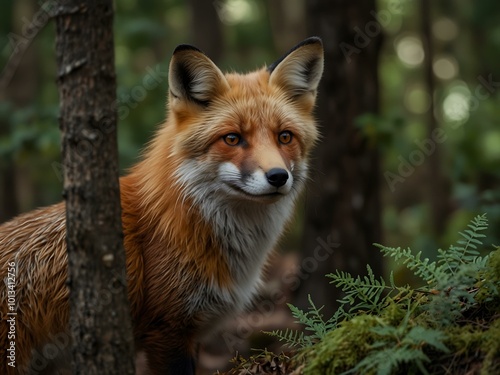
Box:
(295, 0, 383, 318)
(187, 0, 224, 63)
(55, 1, 135, 373)
(421, 0, 449, 236)
(268, 0, 306, 52)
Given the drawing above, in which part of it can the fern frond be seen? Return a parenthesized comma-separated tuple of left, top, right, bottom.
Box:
(328, 264, 398, 313)
(375, 244, 441, 284)
(288, 302, 313, 327)
(438, 213, 488, 273)
(351, 314, 448, 375)
(265, 298, 341, 351)
(281, 294, 341, 347)
(265, 328, 310, 349)
(302, 295, 332, 339)
(347, 346, 431, 375)
(284, 214, 496, 375)
(403, 326, 449, 353)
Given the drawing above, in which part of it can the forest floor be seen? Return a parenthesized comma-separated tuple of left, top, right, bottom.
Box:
(197, 253, 300, 375)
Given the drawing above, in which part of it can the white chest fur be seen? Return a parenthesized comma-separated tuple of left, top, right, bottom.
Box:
(189, 193, 296, 337)
(175, 160, 302, 328)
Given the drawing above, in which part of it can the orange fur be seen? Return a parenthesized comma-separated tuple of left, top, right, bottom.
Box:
(0, 38, 323, 374)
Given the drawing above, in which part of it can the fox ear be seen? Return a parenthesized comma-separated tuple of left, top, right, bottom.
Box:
(168, 45, 229, 107)
(268, 37, 324, 103)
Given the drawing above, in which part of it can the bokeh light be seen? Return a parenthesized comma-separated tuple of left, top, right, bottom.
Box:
(395, 35, 425, 67)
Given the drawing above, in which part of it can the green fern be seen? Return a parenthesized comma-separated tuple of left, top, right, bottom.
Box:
(345, 307, 449, 375)
(327, 264, 409, 314)
(266, 295, 341, 349)
(260, 214, 499, 375)
(437, 213, 489, 273)
(376, 245, 442, 285)
(345, 346, 431, 375)
(265, 328, 310, 349)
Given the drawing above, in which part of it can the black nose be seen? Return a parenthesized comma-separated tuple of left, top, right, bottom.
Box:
(265, 168, 289, 187)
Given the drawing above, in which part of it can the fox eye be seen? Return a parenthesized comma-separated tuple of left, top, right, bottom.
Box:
(278, 131, 293, 145)
(223, 133, 241, 146)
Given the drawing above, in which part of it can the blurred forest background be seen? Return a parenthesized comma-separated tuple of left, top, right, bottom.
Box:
(1, 0, 500, 372)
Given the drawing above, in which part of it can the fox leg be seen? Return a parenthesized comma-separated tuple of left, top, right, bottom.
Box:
(165, 355, 195, 375)
(138, 327, 195, 375)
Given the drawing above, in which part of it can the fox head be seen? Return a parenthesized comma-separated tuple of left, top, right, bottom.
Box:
(159, 37, 323, 207)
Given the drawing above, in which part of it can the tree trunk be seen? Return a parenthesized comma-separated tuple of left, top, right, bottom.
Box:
(54, 1, 135, 373)
(268, 0, 306, 52)
(295, 0, 383, 318)
(421, 0, 449, 236)
(187, 0, 224, 63)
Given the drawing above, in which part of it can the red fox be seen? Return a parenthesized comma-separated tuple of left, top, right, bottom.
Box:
(0, 37, 323, 374)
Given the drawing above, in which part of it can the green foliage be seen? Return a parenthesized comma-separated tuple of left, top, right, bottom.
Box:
(355, 112, 404, 150)
(267, 295, 341, 348)
(300, 315, 383, 374)
(346, 307, 449, 375)
(378, 213, 491, 326)
(328, 264, 407, 315)
(0, 103, 60, 163)
(264, 214, 500, 374)
(437, 213, 489, 272)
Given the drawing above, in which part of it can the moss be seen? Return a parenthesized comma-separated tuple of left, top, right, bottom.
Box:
(427, 303, 500, 374)
(301, 307, 500, 375)
(446, 324, 485, 354)
(476, 247, 500, 303)
(488, 247, 500, 279)
(481, 317, 500, 374)
(301, 246, 500, 374)
(233, 217, 500, 375)
(303, 315, 384, 375)
(379, 300, 408, 325)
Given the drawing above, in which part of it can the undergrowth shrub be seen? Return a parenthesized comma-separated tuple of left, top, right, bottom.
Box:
(260, 214, 500, 375)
